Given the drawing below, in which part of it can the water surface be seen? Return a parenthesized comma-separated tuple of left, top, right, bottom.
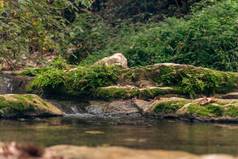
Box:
(1, 117, 238, 155)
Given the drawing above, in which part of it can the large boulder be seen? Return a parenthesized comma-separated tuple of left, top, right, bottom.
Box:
(0, 94, 63, 118)
(95, 53, 128, 68)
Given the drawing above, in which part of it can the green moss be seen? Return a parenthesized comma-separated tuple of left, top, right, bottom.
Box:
(20, 57, 70, 77)
(20, 67, 50, 77)
(154, 103, 181, 114)
(29, 63, 238, 98)
(0, 94, 63, 118)
(152, 98, 238, 120)
(187, 104, 224, 117)
(138, 64, 238, 98)
(29, 65, 120, 97)
(154, 99, 187, 114)
(95, 86, 178, 100)
(95, 86, 139, 99)
(28, 68, 66, 95)
(224, 105, 238, 117)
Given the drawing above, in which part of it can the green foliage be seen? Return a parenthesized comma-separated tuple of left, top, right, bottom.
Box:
(0, 0, 93, 68)
(21, 57, 68, 76)
(130, 0, 238, 70)
(29, 63, 238, 99)
(224, 105, 238, 117)
(67, 13, 111, 64)
(29, 65, 120, 97)
(83, 0, 238, 71)
(49, 57, 69, 70)
(29, 68, 66, 95)
(65, 65, 119, 95)
(126, 48, 156, 67)
(92, 0, 204, 24)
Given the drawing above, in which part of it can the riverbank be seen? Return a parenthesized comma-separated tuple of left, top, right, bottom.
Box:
(2, 59, 238, 122)
(6, 57, 237, 123)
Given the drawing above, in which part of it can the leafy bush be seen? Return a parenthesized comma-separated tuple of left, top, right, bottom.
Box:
(29, 68, 66, 95)
(83, 0, 238, 71)
(21, 57, 69, 77)
(67, 13, 112, 64)
(0, 0, 93, 69)
(92, 0, 205, 24)
(29, 65, 120, 97)
(128, 1, 238, 70)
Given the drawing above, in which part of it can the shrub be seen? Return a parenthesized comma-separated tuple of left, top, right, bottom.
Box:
(67, 13, 112, 64)
(29, 65, 120, 97)
(84, 0, 238, 71)
(29, 68, 66, 95)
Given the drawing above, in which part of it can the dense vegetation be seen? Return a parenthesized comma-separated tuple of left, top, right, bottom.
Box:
(81, 0, 238, 71)
(2, 0, 237, 72)
(0, 0, 93, 69)
(3, 0, 238, 122)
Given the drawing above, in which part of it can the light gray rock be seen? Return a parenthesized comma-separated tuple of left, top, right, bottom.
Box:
(95, 53, 128, 68)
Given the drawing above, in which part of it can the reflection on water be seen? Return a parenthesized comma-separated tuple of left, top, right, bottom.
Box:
(0, 117, 238, 155)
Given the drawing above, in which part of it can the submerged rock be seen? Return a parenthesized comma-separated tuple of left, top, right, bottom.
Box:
(0, 94, 63, 118)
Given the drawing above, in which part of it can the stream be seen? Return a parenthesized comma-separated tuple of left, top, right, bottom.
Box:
(1, 74, 238, 155)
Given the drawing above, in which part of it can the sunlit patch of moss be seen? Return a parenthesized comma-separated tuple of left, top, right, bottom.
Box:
(153, 98, 188, 114)
(0, 94, 63, 118)
(187, 104, 224, 117)
(224, 105, 238, 117)
(152, 98, 238, 119)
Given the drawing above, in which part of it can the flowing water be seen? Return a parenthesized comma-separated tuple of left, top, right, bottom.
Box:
(1, 74, 238, 155)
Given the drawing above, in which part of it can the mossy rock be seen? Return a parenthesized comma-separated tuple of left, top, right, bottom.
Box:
(95, 86, 179, 100)
(29, 63, 238, 99)
(0, 94, 63, 118)
(153, 98, 190, 114)
(152, 97, 238, 121)
(120, 63, 238, 98)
